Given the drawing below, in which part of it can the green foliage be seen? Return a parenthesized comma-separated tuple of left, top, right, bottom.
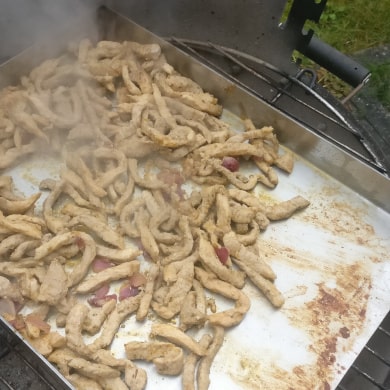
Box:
(367, 62, 390, 108)
(287, 0, 390, 108)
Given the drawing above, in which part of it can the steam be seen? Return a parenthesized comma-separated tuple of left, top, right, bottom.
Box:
(0, 0, 101, 62)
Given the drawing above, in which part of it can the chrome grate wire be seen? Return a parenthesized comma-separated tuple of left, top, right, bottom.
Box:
(167, 37, 388, 175)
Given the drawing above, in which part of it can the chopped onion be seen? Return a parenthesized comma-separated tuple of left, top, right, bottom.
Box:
(25, 314, 51, 334)
(74, 236, 85, 250)
(9, 315, 26, 330)
(222, 156, 240, 172)
(157, 168, 184, 187)
(158, 169, 185, 200)
(119, 286, 139, 301)
(0, 298, 16, 318)
(215, 247, 229, 265)
(129, 272, 147, 288)
(88, 294, 117, 307)
(92, 257, 113, 273)
(93, 284, 110, 299)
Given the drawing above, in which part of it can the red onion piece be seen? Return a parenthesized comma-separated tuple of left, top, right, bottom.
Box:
(129, 273, 147, 288)
(93, 284, 110, 299)
(9, 316, 26, 330)
(92, 257, 113, 273)
(158, 169, 186, 200)
(157, 168, 184, 187)
(0, 298, 16, 318)
(119, 286, 139, 301)
(25, 314, 51, 334)
(215, 247, 229, 265)
(74, 236, 85, 251)
(222, 156, 240, 172)
(88, 294, 117, 307)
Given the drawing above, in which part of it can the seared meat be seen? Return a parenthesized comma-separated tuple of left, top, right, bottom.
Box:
(125, 341, 184, 376)
(37, 259, 68, 305)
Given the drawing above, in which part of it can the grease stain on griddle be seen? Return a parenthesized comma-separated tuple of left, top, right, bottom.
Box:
(299, 186, 377, 247)
(226, 237, 373, 389)
(283, 261, 371, 387)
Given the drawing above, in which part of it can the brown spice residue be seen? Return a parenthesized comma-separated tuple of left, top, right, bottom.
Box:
(301, 199, 375, 245)
(339, 327, 350, 339)
(284, 261, 371, 387)
(230, 261, 372, 389)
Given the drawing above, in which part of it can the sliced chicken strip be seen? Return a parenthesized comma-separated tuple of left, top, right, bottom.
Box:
(197, 326, 225, 390)
(90, 295, 141, 351)
(125, 341, 184, 376)
(68, 357, 120, 379)
(83, 299, 116, 335)
(233, 257, 284, 308)
(92, 349, 147, 390)
(161, 216, 193, 265)
(41, 179, 70, 233)
(275, 150, 294, 173)
(76, 261, 140, 294)
(266, 195, 310, 220)
(66, 153, 107, 198)
(152, 261, 194, 320)
(0, 211, 43, 239)
(223, 231, 276, 281)
(189, 185, 226, 227)
(68, 214, 124, 249)
(128, 158, 167, 190)
(182, 333, 213, 390)
(0, 192, 40, 215)
(66, 374, 103, 390)
(93, 147, 127, 189)
(114, 168, 135, 216)
(119, 197, 145, 238)
(195, 267, 250, 328)
(10, 239, 40, 261)
(0, 233, 26, 257)
(137, 263, 160, 321)
(96, 245, 142, 263)
(48, 347, 78, 376)
(196, 142, 264, 160)
(179, 291, 206, 331)
(149, 209, 180, 245)
(37, 259, 68, 305)
(65, 303, 93, 356)
(151, 323, 207, 356)
(198, 235, 245, 289)
(228, 188, 267, 212)
(235, 220, 260, 246)
(134, 208, 159, 261)
(99, 377, 129, 390)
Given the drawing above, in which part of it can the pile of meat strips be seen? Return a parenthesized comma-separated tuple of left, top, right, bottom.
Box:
(0, 39, 309, 390)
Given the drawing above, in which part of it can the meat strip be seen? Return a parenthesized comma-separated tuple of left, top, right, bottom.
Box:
(76, 261, 140, 294)
(150, 323, 207, 356)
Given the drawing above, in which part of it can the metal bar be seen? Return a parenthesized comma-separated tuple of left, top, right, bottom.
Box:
(351, 364, 389, 390)
(364, 345, 390, 366)
(341, 79, 369, 105)
(168, 38, 361, 135)
(0, 377, 15, 390)
(379, 326, 390, 338)
(170, 38, 386, 173)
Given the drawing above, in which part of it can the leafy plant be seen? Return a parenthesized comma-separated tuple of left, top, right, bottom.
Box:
(288, 0, 390, 107)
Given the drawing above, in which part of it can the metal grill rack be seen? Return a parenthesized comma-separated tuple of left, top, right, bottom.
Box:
(167, 38, 389, 177)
